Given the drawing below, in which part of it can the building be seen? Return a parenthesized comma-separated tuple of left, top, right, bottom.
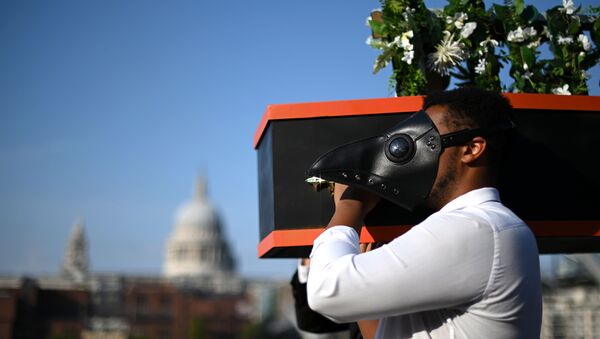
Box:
(163, 176, 240, 293)
(540, 254, 600, 339)
(0, 177, 286, 339)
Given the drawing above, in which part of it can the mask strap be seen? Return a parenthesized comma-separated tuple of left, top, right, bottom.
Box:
(440, 120, 516, 148)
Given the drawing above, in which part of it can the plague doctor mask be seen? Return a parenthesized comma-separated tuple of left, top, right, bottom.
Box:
(306, 110, 514, 211)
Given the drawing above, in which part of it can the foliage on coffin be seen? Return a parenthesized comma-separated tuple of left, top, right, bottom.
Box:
(366, 0, 600, 96)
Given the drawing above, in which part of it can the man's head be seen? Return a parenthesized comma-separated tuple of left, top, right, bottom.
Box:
(423, 87, 514, 209)
(306, 87, 514, 211)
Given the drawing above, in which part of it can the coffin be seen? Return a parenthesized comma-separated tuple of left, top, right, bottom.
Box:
(254, 94, 600, 258)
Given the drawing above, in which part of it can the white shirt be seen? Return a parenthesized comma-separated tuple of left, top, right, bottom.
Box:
(307, 187, 542, 339)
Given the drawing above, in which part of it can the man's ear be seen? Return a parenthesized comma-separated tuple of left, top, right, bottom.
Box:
(460, 136, 487, 164)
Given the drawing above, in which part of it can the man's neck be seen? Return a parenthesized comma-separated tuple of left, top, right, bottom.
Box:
(439, 174, 496, 210)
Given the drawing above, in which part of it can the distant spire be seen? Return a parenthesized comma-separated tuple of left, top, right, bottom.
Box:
(61, 219, 89, 283)
(195, 174, 208, 200)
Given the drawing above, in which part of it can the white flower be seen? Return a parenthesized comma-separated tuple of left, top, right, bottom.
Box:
(402, 7, 415, 21)
(427, 31, 465, 75)
(557, 35, 574, 45)
(460, 22, 477, 39)
(578, 34, 591, 51)
(507, 26, 537, 43)
(523, 27, 537, 38)
(528, 39, 540, 49)
(480, 37, 499, 48)
(475, 58, 486, 74)
(507, 27, 526, 43)
(523, 71, 533, 80)
(560, 0, 576, 15)
(402, 50, 415, 64)
(366, 36, 386, 49)
(455, 12, 468, 29)
(446, 12, 468, 29)
(523, 63, 529, 71)
(579, 51, 585, 58)
(542, 26, 552, 39)
(400, 30, 414, 50)
(365, 16, 372, 27)
(552, 84, 571, 95)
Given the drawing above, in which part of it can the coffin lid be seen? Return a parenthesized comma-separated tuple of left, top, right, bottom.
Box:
(253, 94, 600, 149)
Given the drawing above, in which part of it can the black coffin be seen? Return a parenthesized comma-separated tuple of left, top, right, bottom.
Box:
(254, 94, 600, 258)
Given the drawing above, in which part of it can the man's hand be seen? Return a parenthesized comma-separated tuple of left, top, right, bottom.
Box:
(328, 183, 380, 232)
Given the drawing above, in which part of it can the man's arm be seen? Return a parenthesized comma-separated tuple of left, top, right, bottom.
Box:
(327, 183, 380, 232)
(307, 187, 493, 323)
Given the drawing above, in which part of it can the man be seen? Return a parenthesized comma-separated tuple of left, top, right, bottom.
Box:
(305, 88, 542, 339)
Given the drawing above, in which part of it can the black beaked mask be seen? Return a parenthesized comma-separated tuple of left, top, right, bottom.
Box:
(306, 110, 514, 211)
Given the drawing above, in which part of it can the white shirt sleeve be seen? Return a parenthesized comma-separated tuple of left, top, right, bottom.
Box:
(306, 213, 494, 323)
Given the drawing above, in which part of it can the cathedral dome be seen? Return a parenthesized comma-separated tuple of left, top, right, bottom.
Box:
(163, 176, 236, 281)
(171, 178, 221, 241)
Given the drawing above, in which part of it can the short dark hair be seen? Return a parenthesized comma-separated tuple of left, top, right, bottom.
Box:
(423, 87, 513, 133)
(423, 87, 514, 171)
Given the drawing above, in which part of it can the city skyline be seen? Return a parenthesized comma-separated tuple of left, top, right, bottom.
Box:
(1, 0, 599, 279)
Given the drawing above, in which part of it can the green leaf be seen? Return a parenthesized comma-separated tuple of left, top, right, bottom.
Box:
(546, 7, 568, 34)
(592, 17, 600, 46)
(514, 0, 524, 15)
(370, 20, 387, 37)
(493, 4, 510, 23)
(568, 19, 582, 35)
(521, 5, 545, 25)
(520, 46, 535, 69)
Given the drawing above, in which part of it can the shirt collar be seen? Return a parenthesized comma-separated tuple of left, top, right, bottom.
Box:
(439, 187, 501, 212)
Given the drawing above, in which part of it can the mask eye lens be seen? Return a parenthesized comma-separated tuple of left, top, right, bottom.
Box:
(389, 138, 410, 158)
(385, 134, 415, 163)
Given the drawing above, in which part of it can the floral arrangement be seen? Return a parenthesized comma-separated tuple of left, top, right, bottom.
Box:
(366, 0, 600, 96)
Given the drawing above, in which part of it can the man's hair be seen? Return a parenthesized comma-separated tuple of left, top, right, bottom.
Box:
(423, 87, 513, 132)
(423, 87, 514, 171)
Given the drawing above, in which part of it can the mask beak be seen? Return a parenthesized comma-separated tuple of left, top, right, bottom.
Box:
(306, 111, 442, 211)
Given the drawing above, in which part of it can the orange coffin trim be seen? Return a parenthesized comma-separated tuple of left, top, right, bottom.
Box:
(253, 94, 600, 149)
(258, 220, 600, 257)
(253, 96, 424, 148)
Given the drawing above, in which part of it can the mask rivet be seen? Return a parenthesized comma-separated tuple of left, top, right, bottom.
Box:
(429, 136, 435, 141)
(393, 189, 399, 195)
(380, 184, 386, 190)
(342, 172, 348, 178)
(354, 174, 361, 180)
(368, 178, 374, 185)
(431, 144, 436, 149)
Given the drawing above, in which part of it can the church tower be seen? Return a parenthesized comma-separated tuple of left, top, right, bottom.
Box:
(163, 176, 239, 292)
(61, 219, 89, 283)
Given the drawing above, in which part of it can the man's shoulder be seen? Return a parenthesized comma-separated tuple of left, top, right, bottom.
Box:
(416, 209, 495, 241)
(421, 200, 526, 235)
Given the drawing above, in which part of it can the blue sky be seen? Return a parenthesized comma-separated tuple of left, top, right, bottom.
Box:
(1, 0, 598, 279)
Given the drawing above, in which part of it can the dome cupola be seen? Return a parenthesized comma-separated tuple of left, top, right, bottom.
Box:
(163, 176, 236, 279)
